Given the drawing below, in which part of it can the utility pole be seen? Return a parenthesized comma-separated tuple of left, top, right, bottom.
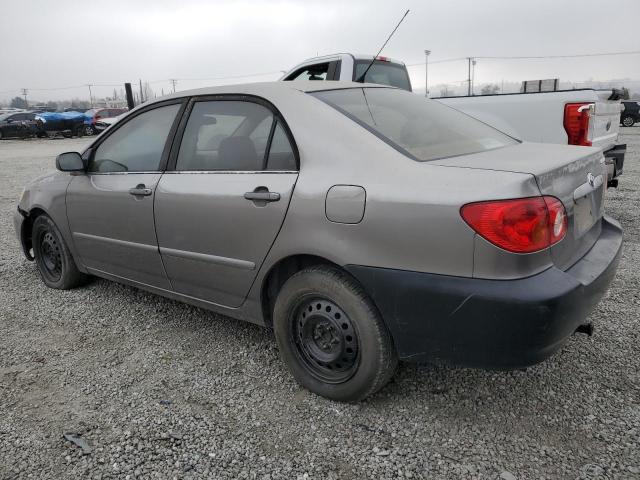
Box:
(467, 57, 472, 96)
(424, 50, 431, 98)
(139, 79, 144, 104)
(21, 88, 28, 108)
(169, 79, 177, 93)
(86, 84, 93, 107)
(471, 59, 476, 95)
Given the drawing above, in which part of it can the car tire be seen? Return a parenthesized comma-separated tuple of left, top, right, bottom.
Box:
(32, 215, 89, 290)
(84, 125, 95, 136)
(621, 115, 635, 127)
(273, 265, 398, 402)
(0, 129, 3, 140)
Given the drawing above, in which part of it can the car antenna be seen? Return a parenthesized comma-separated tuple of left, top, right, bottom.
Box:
(356, 9, 410, 83)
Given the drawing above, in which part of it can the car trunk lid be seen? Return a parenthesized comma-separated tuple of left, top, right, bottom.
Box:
(432, 142, 607, 270)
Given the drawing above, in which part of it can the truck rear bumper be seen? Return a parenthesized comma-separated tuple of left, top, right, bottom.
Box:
(346, 216, 622, 369)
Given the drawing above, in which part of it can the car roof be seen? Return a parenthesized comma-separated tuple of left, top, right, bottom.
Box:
(145, 81, 394, 105)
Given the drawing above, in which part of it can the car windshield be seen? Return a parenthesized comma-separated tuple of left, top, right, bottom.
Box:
(354, 60, 412, 91)
(311, 87, 518, 162)
(0, 113, 13, 121)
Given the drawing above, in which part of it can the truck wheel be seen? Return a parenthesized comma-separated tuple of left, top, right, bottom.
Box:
(621, 115, 635, 127)
(273, 265, 397, 402)
(32, 215, 89, 290)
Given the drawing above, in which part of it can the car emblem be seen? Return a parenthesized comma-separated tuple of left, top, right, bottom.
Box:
(587, 172, 595, 187)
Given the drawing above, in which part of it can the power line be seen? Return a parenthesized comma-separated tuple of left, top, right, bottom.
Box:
(406, 49, 640, 67)
(477, 50, 640, 60)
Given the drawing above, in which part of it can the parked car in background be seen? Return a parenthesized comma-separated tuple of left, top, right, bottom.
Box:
(436, 89, 626, 187)
(94, 113, 125, 133)
(0, 111, 37, 139)
(83, 107, 128, 135)
(281, 53, 412, 91)
(621, 100, 640, 127)
(35, 111, 86, 138)
(14, 82, 622, 401)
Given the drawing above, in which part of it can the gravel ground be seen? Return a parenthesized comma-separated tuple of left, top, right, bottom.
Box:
(0, 131, 639, 480)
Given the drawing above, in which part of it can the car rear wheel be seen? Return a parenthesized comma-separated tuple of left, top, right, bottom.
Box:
(32, 215, 89, 289)
(84, 125, 95, 136)
(273, 265, 397, 402)
(621, 115, 635, 127)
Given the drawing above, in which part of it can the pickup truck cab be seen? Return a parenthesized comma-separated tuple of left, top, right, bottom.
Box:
(281, 53, 412, 91)
(282, 54, 625, 186)
(436, 90, 626, 185)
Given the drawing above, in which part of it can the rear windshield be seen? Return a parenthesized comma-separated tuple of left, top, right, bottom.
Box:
(311, 88, 517, 162)
(354, 60, 411, 91)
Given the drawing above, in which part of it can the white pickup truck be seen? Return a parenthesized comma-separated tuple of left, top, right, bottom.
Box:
(282, 54, 626, 185)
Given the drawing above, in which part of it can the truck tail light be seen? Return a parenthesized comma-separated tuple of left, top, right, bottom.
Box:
(460, 196, 567, 253)
(564, 102, 593, 146)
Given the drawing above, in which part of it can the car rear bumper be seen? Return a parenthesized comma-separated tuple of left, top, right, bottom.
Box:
(345, 216, 622, 369)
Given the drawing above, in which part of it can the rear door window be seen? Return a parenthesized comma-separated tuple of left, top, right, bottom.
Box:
(176, 101, 273, 171)
(176, 100, 298, 172)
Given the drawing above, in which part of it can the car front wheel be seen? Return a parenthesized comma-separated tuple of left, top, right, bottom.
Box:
(621, 115, 635, 127)
(84, 125, 95, 136)
(273, 265, 397, 402)
(32, 215, 89, 289)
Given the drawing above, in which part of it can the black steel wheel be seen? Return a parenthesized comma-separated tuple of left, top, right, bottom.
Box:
(292, 297, 359, 384)
(32, 215, 89, 289)
(39, 231, 63, 282)
(274, 265, 398, 402)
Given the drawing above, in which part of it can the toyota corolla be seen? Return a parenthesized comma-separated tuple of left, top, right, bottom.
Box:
(14, 82, 622, 402)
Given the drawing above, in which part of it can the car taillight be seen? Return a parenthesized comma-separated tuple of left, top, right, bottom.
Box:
(460, 196, 567, 253)
(564, 102, 593, 146)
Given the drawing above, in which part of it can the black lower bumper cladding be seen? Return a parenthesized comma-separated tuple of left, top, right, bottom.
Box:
(346, 216, 622, 369)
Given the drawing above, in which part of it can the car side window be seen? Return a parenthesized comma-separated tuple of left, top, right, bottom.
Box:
(287, 63, 329, 81)
(176, 100, 275, 171)
(266, 121, 296, 170)
(88, 103, 180, 173)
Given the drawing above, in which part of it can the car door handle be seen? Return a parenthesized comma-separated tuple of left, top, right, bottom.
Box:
(129, 184, 152, 196)
(244, 191, 280, 202)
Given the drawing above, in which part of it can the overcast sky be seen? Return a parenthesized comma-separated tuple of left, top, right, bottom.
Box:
(1, 0, 639, 103)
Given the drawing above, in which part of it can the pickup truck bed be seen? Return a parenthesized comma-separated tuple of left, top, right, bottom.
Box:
(435, 89, 626, 183)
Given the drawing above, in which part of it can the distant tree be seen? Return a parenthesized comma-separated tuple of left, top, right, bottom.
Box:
(70, 99, 91, 110)
(620, 87, 630, 100)
(142, 82, 154, 103)
(10, 96, 27, 109)
(46, 101, 58, 110)
(481, 84, 500, 95)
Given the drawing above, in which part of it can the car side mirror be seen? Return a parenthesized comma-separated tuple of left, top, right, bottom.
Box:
(56, 152, 85, 172)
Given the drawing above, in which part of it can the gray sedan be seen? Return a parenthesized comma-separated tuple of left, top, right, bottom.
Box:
(14, 82, 622, 402)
